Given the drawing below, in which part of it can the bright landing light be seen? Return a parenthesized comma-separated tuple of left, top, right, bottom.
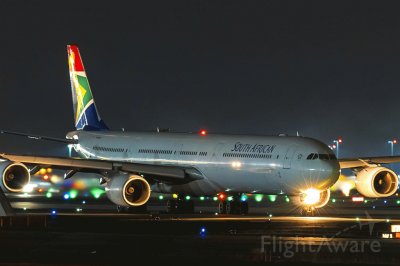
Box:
(303, 188, 321, 205)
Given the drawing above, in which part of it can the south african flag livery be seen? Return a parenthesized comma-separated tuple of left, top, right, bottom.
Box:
(67, 45, 108, 131)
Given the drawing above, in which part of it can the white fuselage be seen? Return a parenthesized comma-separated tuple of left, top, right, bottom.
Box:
(68, 131, 340, 196)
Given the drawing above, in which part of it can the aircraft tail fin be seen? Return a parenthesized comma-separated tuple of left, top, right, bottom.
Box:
(67, 45, 108, 131)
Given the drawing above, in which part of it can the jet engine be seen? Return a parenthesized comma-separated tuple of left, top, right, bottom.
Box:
(355, 167, 398, 198)
(105, 174, 151, 206)
(0, 161, 30, 192)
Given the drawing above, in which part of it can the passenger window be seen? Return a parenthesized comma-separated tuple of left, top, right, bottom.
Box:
(329, 154, 337, 160)
(306, 153, 314, 160)
(312, 153, 318, 160)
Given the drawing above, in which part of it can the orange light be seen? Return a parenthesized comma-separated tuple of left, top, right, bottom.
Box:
(38, 188, 43, 193)
(43, 175, 49, 181)
(394, 140, 397, 144)
(338, 139, 342, 143)
(200, 130, 207, 136)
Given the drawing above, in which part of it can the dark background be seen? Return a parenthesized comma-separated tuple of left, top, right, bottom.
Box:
(1, 0, 400, 158)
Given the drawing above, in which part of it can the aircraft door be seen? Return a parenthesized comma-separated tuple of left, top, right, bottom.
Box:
(283, 146, 296, 169)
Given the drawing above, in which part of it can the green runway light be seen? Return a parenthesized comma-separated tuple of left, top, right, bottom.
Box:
(364, 200, 368, 203)
(255, 194, 263, 202)
(90, 188, 105, 199)
(200, 196, 205, 201)
(69, 189, 78, 199)
(332, 198, 336, 203)
(396, 200, 400, 204)
(227, 196, 233, 201)
(285, 197, 290, 203)
(213, 196, 218, 201)
(158, 195, 164, 200)
(268, 195, 277, 202)
(46, 192, 52, 198)
(240, 195, 248, 202)
(185, 195, 191, 201)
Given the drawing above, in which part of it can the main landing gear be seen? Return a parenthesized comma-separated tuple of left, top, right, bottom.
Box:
(218, 194, 249, 215)
(167, 196, 194, 214)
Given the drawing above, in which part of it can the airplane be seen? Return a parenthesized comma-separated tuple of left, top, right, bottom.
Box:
(0, 44, 399, 215)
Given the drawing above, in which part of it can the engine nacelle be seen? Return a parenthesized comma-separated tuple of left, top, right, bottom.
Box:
(355, 167, 398, 198)
(0, 161, 30, 192)
(105, 174, 151, 207)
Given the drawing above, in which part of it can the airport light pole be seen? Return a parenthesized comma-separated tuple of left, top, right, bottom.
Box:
(333, 138, 342, 158)
(387, 139, 397, 156)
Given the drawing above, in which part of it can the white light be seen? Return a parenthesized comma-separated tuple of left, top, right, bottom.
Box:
(231, 161, 242, 169)
(302, 188, 321, 205)
(22, 184, 37, 193)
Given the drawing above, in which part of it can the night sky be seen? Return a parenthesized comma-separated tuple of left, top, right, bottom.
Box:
(1, 1, 400, 158)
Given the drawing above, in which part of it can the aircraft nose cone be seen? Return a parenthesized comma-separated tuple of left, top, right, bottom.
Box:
(313, 161, 340, 190)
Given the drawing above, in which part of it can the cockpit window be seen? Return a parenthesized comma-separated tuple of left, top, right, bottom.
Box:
(318, 154, 330, 160)
(307, 153, 319, 160)
(328, 154, 337, 160)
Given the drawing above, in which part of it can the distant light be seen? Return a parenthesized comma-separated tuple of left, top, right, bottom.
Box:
(213, 196, 218, 201)
(199, 226, 207, 238)
(386, 219, 391, 223)
(391, 225, 400, 232)
(158, 195, 164, 200)
(38, 188, 43, 193)
(23, 207, 27, 211)
(40, 168, 47, 175)
(51, 210, 57, 215)
(332, 198, 336, 203)
(397, 200, 400, 205)
(285, 197, 290, 203)
(384, 200, 388, 204)
(240, 195, 248, 202)
(200, 129, 207, 136)
(43, 174, 49, 181)
(47, 168, 52, 173)
(227, 196, 233, 201)
(200, 196, 205, 201)
(268, 214, 273, 218)
(338, 139, 343, 143)
(45, 192, 52, 198)
(172, 194, 178, 199)
(63, 193, 70, 200)
(364, 200, 368, 203)
(69, 189, 78, 199)
(352, 196, 364, 202)
(332, 145, 337, 149)
(90, 188, 105, 199)
(255, 194, 263, 202)
(185, 195, 191, 201)
(82, 200, 86, 204)
(218, 193, 226, 201)
(356, 217, 360, 221)
(268, 195, 277, 202)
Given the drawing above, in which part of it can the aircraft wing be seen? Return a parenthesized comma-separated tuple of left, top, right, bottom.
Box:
(339, 156, 400, 169)
(0, 153, 202, 183)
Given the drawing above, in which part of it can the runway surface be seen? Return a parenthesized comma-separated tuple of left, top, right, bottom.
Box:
(1, 196, 400, 265)
(1, 212, 400, 265)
